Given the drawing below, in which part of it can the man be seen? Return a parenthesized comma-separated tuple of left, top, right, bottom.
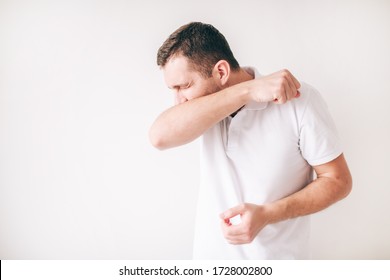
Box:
(149, 22, 352, 259)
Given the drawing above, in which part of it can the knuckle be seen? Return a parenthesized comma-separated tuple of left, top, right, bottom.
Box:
(238, 203, 246, 211)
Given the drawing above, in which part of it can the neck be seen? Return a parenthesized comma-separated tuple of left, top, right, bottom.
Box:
(227, 68, 254, 118)
(226, 67, 254, 87)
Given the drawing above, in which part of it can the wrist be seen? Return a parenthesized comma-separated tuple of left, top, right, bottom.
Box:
(261, 202, 285, 225)
(234, 80, 253, 104)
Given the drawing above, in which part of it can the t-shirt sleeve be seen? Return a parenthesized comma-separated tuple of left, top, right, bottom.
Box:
(299, 85, 343, 166)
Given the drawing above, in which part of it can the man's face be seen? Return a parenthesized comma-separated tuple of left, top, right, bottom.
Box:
(162, 55, 221, 105)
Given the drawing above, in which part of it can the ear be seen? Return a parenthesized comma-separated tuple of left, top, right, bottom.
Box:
(212, 60, 231, 87)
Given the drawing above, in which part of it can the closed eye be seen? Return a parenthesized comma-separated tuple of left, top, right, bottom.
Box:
(168, 82, 191, 90)
(180, 83, 191, 90)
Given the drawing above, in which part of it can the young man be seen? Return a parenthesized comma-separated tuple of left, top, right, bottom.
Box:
(150, 22, 352, 259)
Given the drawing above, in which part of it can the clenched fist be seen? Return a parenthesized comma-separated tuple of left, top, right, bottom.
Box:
(248, 69, 301, 104)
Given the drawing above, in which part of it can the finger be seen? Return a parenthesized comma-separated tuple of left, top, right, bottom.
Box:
(290, 73, 301, 89)
(282, 69, 301, 89)
(222, 223, 246, 236)
(284, 77, 294, 101)
(284, 74, 298, 100)
(225, 238, 246, 245)
(220, 218, 246, 239)
(222, 218, 232, 226)
(224, 233, 252, 244)
(274, 83, 287, 104)
(220, 204, 244, 220)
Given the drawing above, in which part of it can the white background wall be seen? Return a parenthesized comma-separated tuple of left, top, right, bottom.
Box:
(0, 0, 389, 259)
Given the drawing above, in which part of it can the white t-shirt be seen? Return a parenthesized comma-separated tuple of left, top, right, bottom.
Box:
(193, 67, 342, 259)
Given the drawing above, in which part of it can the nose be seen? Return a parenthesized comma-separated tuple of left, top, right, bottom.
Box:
(174, 92, 187, 105)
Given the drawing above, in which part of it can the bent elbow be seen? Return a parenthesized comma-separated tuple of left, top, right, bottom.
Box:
(149, 128, 169, 150)
(340, 172, 353, 200)
(149, 133, 165, 151)
(344, 173, 353, 198)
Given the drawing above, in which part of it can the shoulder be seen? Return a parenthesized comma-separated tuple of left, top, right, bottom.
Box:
(296, 82, 323, 105)
(290, 82, 329, 116)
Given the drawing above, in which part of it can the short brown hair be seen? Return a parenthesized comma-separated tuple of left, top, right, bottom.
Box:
(157, 22, 240, 77)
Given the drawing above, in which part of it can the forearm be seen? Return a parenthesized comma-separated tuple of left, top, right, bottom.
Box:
(220, 172, 352, 245)
(149, 82, 250, 150)
(265, 171, 352, 224)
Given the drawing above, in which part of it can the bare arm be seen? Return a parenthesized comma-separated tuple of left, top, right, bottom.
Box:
(220, 154, 352, 244)
(266, 153, 352, 221)
(149, 69, 301, 150)
(149, 81, 250, 150)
